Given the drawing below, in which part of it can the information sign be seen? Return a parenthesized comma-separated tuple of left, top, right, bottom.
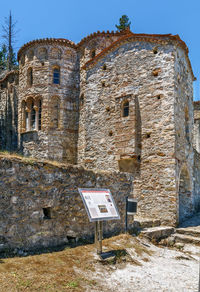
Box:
(78, 188, 120, 222)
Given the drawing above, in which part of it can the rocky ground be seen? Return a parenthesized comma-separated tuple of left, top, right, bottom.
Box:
(0, 233, 199, 291)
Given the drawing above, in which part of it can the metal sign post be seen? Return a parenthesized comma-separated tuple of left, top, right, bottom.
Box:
(95, 221, 103, 254)
(78, 188, 120, 256)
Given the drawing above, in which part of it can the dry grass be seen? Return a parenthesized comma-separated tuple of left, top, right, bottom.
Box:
(0, 150, 68, 168)
(0, 234, 152, 292)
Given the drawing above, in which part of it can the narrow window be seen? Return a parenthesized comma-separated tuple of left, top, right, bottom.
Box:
(53, 67, 60, 84)
(43, 207, 51, 219)
(30, 101, 36, 130)
(123, 101, 129, 117)
(25, 111, 29, 131)
(38, 100, 42, 130)
(91, 50, 96, 58)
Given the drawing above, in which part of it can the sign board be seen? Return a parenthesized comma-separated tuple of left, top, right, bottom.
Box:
(78, 188, 120, 222)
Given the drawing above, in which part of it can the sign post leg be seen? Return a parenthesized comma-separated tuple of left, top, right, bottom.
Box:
(125, 196, 128, 233)
(95, 221, 103, 255)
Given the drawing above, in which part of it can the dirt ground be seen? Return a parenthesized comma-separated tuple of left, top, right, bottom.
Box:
(0, 234, 199, 291)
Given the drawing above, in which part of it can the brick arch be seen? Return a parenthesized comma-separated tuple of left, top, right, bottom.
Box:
(50, 47, 62, 60)
(37, 47, 48, 60)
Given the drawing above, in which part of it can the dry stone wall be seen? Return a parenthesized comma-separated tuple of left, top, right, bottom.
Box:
(0, 155, 133, 252)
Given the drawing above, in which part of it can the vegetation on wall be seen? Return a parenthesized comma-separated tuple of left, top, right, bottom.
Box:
(115, 15, 131, 32)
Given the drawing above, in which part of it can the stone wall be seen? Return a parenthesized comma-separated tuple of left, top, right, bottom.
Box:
(18, 41, 79, 163)
(174, 47, 194, 222)
(193, 150, 200, 212)
(0, 155, 133, 252)
(0, 71, 18, 152)
(193, 101, 200, 153)
(78, 40, 182, 225)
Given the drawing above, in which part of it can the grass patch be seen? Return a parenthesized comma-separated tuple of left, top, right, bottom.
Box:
(0, 234, 153, 291)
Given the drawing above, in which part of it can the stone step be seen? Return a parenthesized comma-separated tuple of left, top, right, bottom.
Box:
(173, 233, 200, 245)
(176, 227, 200, 238)
(134, 217, 161, 229)
(140, 226, 175, 241)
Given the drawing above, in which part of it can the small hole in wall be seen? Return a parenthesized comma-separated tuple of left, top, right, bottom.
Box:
(103, 64, 107, 70)
(102, 81, 105, 87)
(43, 207, 51, 219)
(109, 131, 113, 136)
(80, 94, 84, 106)
(41, 61, 44, 66)
(146, 133, 151, 139)
(152, 68, 161, 77)
(137, 155, 141, 162)
(106, 107, 110, 112)
(153, 47, 158, 54)
(157, 95, 161, 100)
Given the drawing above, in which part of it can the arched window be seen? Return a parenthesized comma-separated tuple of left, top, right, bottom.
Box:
(27, 68, 33, 86)
(53, 67, 60, 84)
(21, 97, 42, 132)
(122, 101, 129, 117)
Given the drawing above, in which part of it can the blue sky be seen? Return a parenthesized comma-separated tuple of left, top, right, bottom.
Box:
(0, 0, 199, 99)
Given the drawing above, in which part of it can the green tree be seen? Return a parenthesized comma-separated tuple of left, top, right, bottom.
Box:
(115, 15, 131, 32)
(0, 44, 7, 73)
(2, 11, 18, 71)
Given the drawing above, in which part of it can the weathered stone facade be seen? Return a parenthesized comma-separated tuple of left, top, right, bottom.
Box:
(18, 39, 79, 163)
(0, 29, 199, 236)
(0, 71, 18, 151)
(78, 34, 196, 225)
(0, 156, 132, 251)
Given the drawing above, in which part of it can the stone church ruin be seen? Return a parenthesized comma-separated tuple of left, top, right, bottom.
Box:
(0, 28, 200, 251)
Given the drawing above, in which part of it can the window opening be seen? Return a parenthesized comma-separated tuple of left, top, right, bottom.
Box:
(123, 101, 129, 117)
(30, 102, 36, 130)
(91, 50, 96, 58)
(38, 100, 42, 130)
(25, 111, 29, 131)
(53, 68, 60, 84)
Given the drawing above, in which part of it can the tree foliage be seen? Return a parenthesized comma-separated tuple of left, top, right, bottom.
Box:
(0, 44, 7, 73)
(115, 15, 131, 32)
(0, 11, 18, 73)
